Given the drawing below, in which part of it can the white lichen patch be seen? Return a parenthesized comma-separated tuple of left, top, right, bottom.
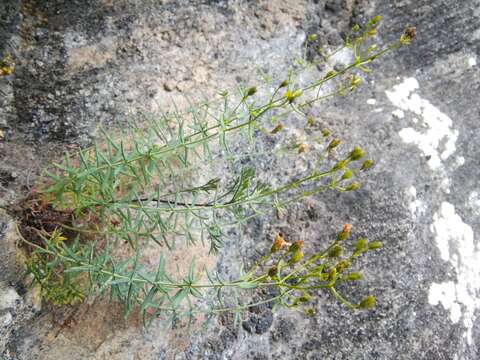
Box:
(329, 47, 354, 67)
(0, 286, 20, 311)
(367, 98, 376, 105)
(468, 191, 480, 216)
(392, 109, 405, 119)
(385, 77, 459, 171)
(428, 202, 480, 346)
(406, 186, 425, 218)
(441, 177, 451, 194)
(468, 57, 477, 67)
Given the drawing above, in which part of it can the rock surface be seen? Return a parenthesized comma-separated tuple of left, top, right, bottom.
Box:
(0, 210, 39, 358)
(1, 0, 479, 359)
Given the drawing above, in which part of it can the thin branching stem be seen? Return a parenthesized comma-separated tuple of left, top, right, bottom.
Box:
(19, 20, 414, 322)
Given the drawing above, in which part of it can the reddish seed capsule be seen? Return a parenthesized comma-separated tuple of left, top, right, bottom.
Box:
(405, 27, 416, 40)
(268, 266, 278, 278)
(270, 123, 284, 134)
(337, 223, 351, 241)
(400, 26, 417, 45)
(298, 143, 307, 154)
(271, 234, 288, 253)
(289, 240, 304, 253)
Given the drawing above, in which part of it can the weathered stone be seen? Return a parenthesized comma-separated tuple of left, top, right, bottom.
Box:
(0, 211, 38, 357)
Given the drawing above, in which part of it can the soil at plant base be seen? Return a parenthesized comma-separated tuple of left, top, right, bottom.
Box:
(1, 0, 480, 359)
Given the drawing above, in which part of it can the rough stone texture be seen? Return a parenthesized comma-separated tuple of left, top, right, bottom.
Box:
(1, 0, 479, 359)
(0, 210, 39, 358)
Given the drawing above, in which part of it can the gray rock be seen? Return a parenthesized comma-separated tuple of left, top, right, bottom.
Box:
(0, 211, 38, 358)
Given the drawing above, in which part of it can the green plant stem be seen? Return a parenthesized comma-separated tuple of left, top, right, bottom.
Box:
(18, 225, 287, 291)
(329, 287, 356, 310)
(70, 168, 336, 216)
(22, 24, 408, 320)
(18, 224, 340, 299)
(43, 42, 400, 197)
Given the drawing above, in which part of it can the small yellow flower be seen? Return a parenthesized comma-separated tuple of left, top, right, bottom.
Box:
(0, 66, 13, 76)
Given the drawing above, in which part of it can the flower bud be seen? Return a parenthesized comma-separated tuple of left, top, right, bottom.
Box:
(349, 147, 365, 161)
(325, 70, 336, 79)
(355, 238, 368, 252)
(332, 160, 347, 171)
(304, 308, 316, 316)
(0, 66, 13, 76)
(279, 79, 289, 88)
(317, 272, 329, 281)
(289, 240, 304, 253)
(341, 169, 353, 180)
(343, 272, 362, 281)
(350, 75, 362, 89)
(337, 223, 351, 241)
(297, 293, 311, 303)
(271, 233, 287, 253)
(306, 115, 315, 127)
(400, 26, 416, 45)
(345, 182, 360, 191)
(328, 267, 337, 282)
(284, 89, 302, 103)
(293, 89, 303, 99)
(406, 27, 417, 39)
(359, 295, 376, 309)
(289, 250, 304, 265)
(246, 86, 257, 97)
(367, 44, 378, 53)
(368, 240, 383, 250)
(298, 143, 307, 154)
(335, 259, 351, 272)
(369, 15, 382, 25)
(268, 265, 278, 278)
(321, 128, 331, 137)
(307, 34, 317, 42)
(360, 159, 374, 171)
(270, 123, 284, 134)
(327, 138, 341, 150)
(328, 245, 343, 258)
